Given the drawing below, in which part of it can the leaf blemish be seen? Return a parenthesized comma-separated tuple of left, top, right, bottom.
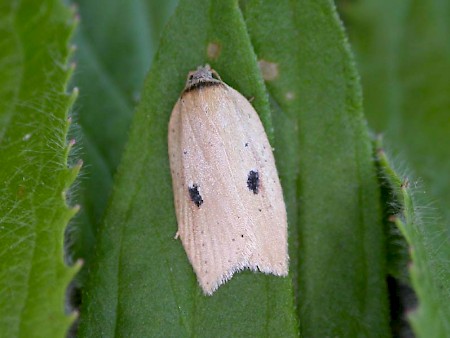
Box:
(258, 59, 279, 81)
(207, 42, 221, 60)
(285, 91, 295, 100)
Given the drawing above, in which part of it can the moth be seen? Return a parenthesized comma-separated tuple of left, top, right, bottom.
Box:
(168, 65, 288, 295)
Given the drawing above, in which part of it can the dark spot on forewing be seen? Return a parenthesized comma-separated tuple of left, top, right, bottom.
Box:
(188, 184, 203, 207)
(247, 170, 259, 194)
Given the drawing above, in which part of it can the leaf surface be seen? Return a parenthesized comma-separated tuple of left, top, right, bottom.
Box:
(78, 0, 298, 336)
(0, 1, 79, 337)
(342, 0, 450, 335)
(68, 0, 178, 269)
(241, 0, 390, 336)
(376, 141, 450, 337)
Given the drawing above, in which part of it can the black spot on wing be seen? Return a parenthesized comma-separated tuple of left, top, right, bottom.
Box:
(247, 170, 259, 194)
(188, 184, 203, 207)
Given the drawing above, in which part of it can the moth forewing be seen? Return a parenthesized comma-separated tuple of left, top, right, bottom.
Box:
(168, 65, 288, 295)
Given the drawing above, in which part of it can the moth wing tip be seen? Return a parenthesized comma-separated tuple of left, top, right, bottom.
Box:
(197, 260, 251, 296)
(202, 286, 215, 296)
(248, 257, 290, 277)
(197, 258, 290, 295)
(275, 266, 289, 276)
(199, 278, 222, 296)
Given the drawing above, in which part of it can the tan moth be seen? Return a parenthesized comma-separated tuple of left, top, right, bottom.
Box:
(168, 65, 288, 295)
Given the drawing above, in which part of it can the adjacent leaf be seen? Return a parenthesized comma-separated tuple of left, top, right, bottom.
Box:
(68, 0, 178, 266)
(376, 140, 450, 337)
(341, 1, 450, 335)
(241, 0, 390, 336)
(78, 0, 298, 336)
(0, 1, 79, 337)
(341, 0, 450, 262)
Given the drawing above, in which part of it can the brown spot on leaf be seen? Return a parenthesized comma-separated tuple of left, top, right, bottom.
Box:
(258, 60, 279, 81)
(207, 42, 221, 60)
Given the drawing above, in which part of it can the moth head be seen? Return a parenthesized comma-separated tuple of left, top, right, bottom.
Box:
(184, 64, 222, 92)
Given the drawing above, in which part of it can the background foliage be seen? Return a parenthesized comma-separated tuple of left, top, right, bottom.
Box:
(0, 1, 79, 337)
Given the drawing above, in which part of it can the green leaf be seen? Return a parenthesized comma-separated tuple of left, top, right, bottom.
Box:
(68, 0, 178, 269)
(376, 140, 450, 337)
(240, 1, 390, 336)
(78, 0, 298, 336)
(340, 0, 450, 335)
(0, 1, 79, 337)
(78, 0, 394, 336)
